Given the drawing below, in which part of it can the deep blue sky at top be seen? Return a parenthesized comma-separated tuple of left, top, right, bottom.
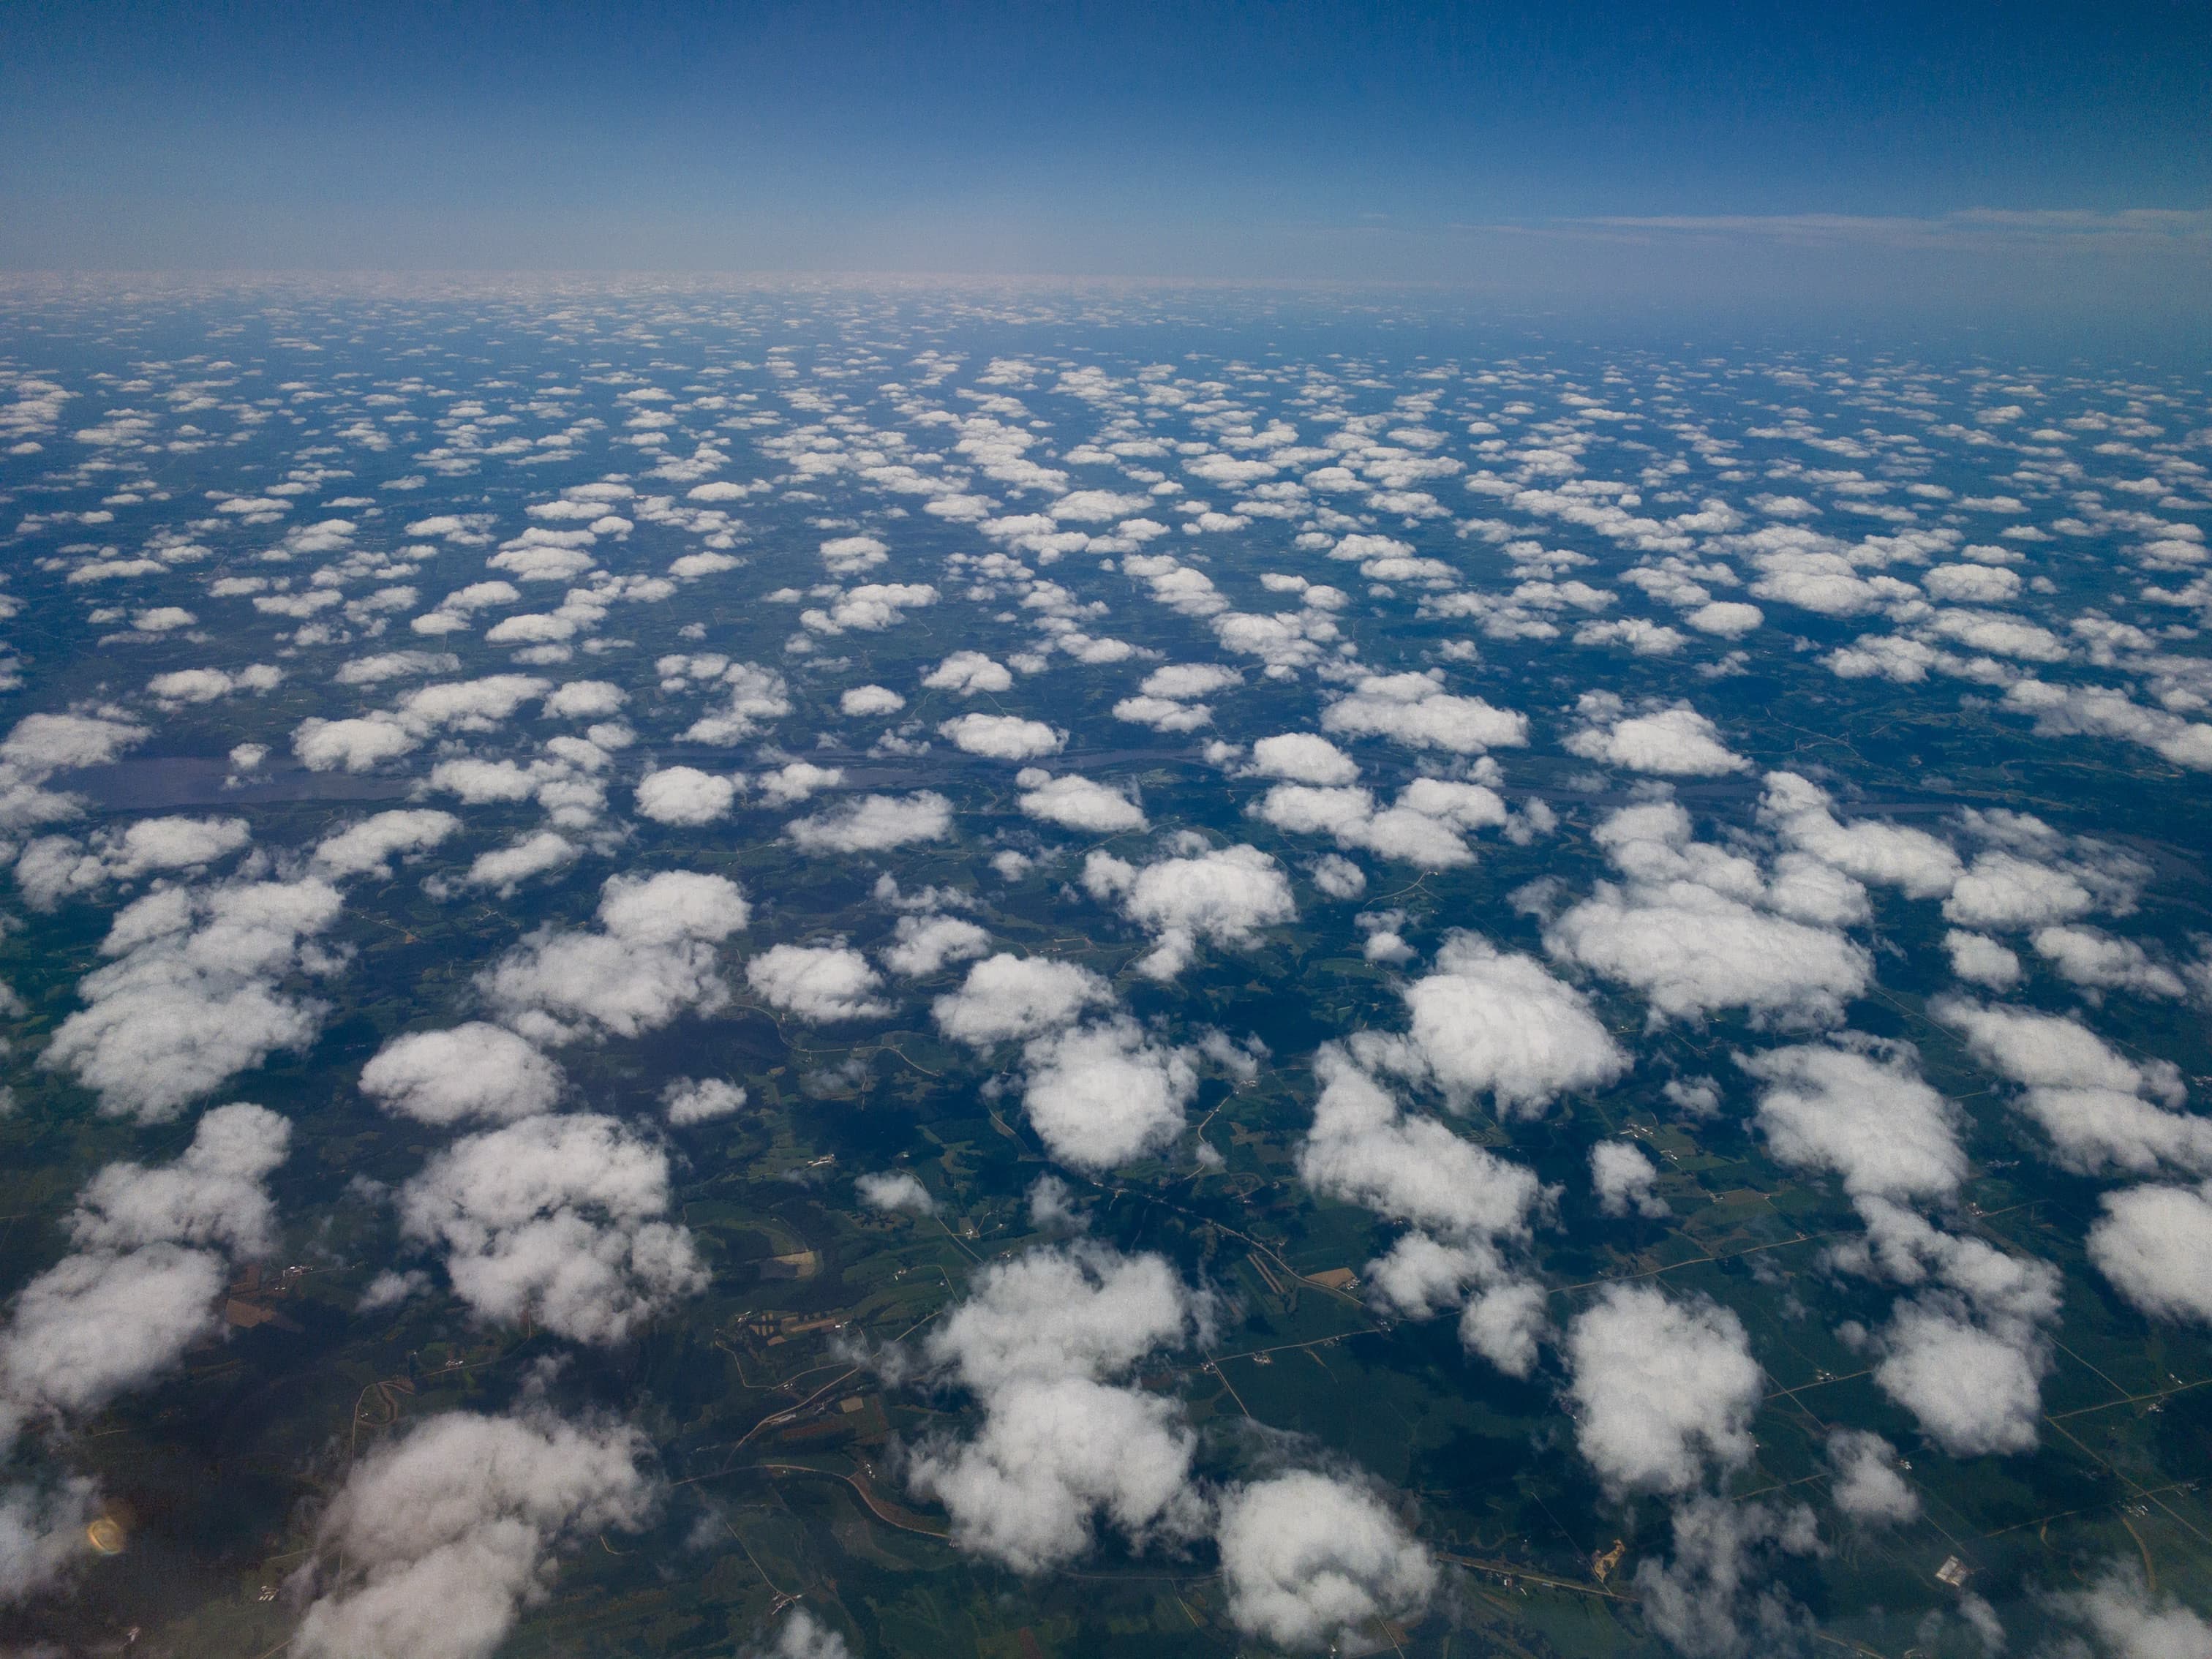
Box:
(1, 0, 2206, 315)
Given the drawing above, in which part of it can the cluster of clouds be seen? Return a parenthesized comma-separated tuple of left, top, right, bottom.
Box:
(903, 1244, 1436, 1648)
(11, 309, 2212, 1655)
(0, 1103, 290, 1599)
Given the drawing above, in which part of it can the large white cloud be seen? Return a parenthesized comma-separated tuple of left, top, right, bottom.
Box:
(1935, 998, 2210, 1175)
(786, 791, 952, 854)
(1545, 800, 1871, 1027)
(1758, 772, 1962, 898)
(16, 816, 254, 908)
(1020, 1018, 1195, 1172)
(43, 878, 346, 1121)
(1397, 934, 1625, 1116)
(397, 1113, 706, 1342)
(1320, 672, 1527, 754)
(2088, 1182, 2212, 1325)
(1, 1105, 288, 1448)
(1564, 1283, 1762, 1497)
(635, 767, 737, 825)
(293, 1408, 658, 1659)
(906, 1246, 1208, 1573)
(1249, 777, 1508, 870)
(919, 650, 1014, 694)
(1215, 1472, 1437, 1650)
(881, 912, 992, 977)
(361, 1023, 565, 1125)
(938, 712, 1065, 760)
(481, 870, 748, 1044)
(1565, 696, 1749, 777)
(1298, 1048, 1544, 1247)
(933, 953, 1113, 1047)
(312, 810, 459, 881)
(1742, 1041, 1965, 1201)
(1083, 844, 1295, 979)
(745, 944, 889, 1023)
(1016, 769, 1146, 833)
(1246, 733, 1360, 785)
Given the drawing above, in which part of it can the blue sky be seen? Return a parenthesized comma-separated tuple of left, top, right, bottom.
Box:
(1, 0, 2206, 314)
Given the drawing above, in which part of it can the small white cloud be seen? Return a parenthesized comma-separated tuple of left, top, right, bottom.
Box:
(361, 1024, 565, 1126)
(662, 1077, 748, 1126)
(787, 791, 952, 854)
(745, 944, 889, 1023)
(857, 1170, 936, 1214)
(938, 713, 1065, 760)
(1017, 770, 1146, 833)
(636, 767, 737, 826)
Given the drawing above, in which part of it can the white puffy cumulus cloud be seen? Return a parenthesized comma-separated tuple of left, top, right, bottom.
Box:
(1545, 798, 1872, 1028)
(1391, 933, 1626, 1116)
(1249, 775, 1511, 870)
(1215, 1471, 1437, 1650)
(661, 1077, 747, 1126)
(744, 944, 889, 1023)
(1946, 928, 2022, 989)
(919, 650, 1015, 694)
(146, 663, 284, 708)
(1741, 1039, 1965, 1202)
(293, 673, 552, 773)
(1019, 1017, 1195, 1172)
(1590, 1140, 1669, 1218)
(1827, 1428, 1919, 1525)
(15, 814, 253, 909)
(856, 1170, 936, 1215)
(0, 711, 143, 840)
(819, 533, 887, 576)
(396, 1113, 707, 1344)
(2087, 1182, 2212, 1325)
(683, 663, 793, 746)
(481, 871, 749, 1045)
(1564, 1283, 1763, 1497)
(360, 1023, 565, 1125)
(1565, 693, 1749, 777)
(43, 877, 347, 1121)
(937, 712, 1064, 760)
(0, 1104, 288, 1459)
(0, 1474, 101, 1604)
(933, 952, 1113, 1047)
(1836, 1199, 2063, 1457)
(880, 911, 991, 978)
(1758, 772, 1963, 898)
(541, 679, 625, 721)
(1935, 998, 2210, 1176)
(1297, 1048, 1548, 1375)
(1, 710, 146, 774)
(786, 791, 952, 854)
(906, 1245, 1209, 1573)
(293, 1407, 658, 1659)
(2045, 1561, 2212, 1659)
(749, 1609, 852, 1659)
(753, 761, 845, 807)
(1320, 671, 1528, 755)
(1245, 732, 1360, 785)
(1015, 768, 1146, 833)
(459, 831, 580, 898)
(800, 582, 938, 636)
(311, 809, 459, 881)
(1630, 1494, 1822, 1659)
(634, 766, 737, 825)
(838, 683, 905, 718)
(1083, 843, 1295, 979)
